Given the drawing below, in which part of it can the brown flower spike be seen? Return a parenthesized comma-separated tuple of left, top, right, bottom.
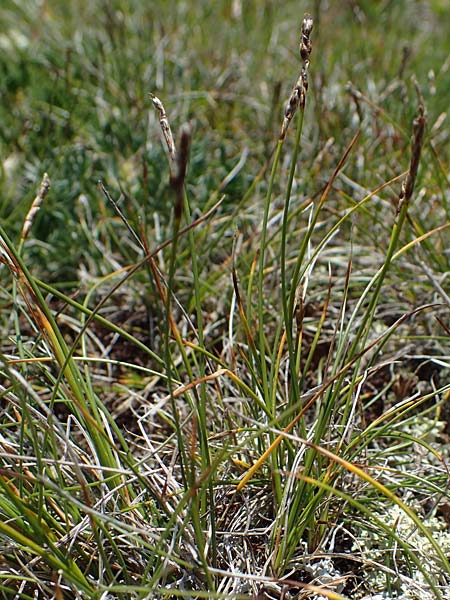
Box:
(397, 100, 425, 213)
(280, 14, 313, 140)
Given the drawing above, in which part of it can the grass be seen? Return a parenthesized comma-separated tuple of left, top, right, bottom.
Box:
(1, 1, 450, 598)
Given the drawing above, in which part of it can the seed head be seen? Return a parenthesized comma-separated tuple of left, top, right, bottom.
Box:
(280, 15, 314, 140)
(299, 14, 314, 62)
(397, 95, 426, 213)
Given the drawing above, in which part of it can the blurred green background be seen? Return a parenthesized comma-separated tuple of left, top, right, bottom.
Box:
(0, 0, 449, 278)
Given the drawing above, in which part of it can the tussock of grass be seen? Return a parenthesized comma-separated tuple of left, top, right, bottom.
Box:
(1, 2, 449, 599)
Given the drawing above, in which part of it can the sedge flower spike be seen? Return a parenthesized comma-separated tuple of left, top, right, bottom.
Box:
(280, 14, 314, 140)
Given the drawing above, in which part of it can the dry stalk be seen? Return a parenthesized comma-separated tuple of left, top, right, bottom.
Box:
(150, 93, 176, 162)
(21, 173, 51, 241)
(150, 93, 191, 222)
(280, 14, 314, 140)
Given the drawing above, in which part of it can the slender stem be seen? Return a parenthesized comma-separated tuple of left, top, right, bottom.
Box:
(182, 188, 217, 571)
(281, 105, 307, 423)
(257, 139, 283, 407)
